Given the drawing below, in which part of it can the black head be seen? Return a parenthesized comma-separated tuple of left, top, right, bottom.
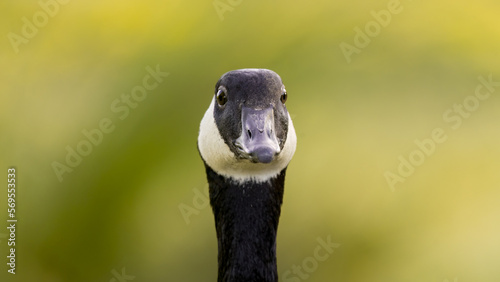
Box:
(214, 69, 289, 163)
(198, 69, 296, 182)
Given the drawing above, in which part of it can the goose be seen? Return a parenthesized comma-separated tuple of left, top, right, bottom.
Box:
(198, 69, 297, 282)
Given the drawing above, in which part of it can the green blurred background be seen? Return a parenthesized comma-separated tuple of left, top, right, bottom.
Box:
(1, 0, 500, 281)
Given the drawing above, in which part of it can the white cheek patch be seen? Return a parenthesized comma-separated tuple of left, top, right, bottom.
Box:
(198, 98, 297, 183)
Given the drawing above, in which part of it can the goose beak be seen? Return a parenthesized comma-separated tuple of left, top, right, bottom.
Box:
(234, 106, 281, 163)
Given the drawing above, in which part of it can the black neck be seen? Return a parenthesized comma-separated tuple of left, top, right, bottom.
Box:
(205, 165, 286, 282)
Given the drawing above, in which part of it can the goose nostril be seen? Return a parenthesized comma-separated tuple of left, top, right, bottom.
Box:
(247, 130, 252, 139)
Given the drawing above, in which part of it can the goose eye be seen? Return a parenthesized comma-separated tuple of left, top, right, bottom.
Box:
(280, 91, 287, 104)
(216, 89, 227, 106)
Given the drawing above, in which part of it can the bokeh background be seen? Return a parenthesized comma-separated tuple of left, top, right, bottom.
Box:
(1, 0, 500, 281)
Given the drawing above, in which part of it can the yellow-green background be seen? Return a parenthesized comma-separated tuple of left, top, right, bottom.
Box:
(1, 0, 500, 281)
